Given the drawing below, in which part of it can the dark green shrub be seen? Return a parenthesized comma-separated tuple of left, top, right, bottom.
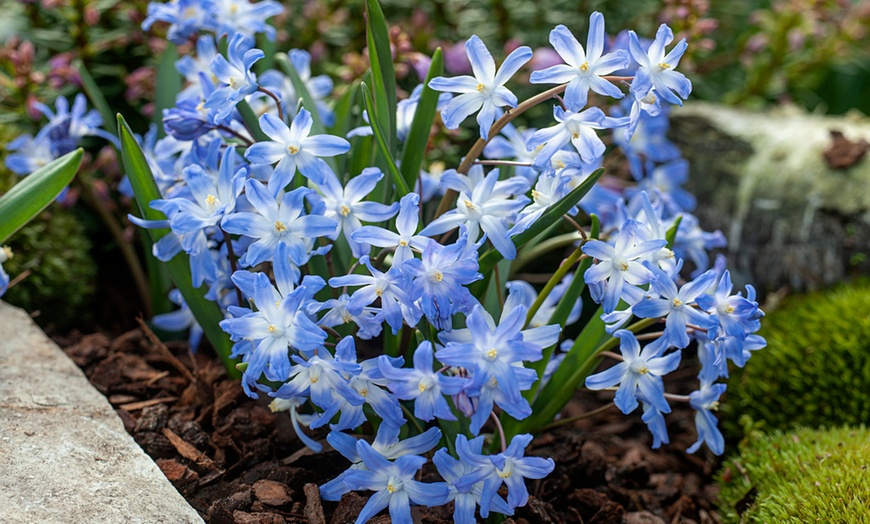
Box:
(717, 425, 870, 523)
(722, 282, 870, 436)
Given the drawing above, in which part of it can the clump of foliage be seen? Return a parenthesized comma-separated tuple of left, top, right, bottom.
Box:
(0, 123, 94, 329)
(722, 282, 870, 436)
(716, 425, 870, 523)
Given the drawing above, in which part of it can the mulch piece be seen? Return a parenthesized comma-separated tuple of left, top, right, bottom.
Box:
(59, 329, 723, 524)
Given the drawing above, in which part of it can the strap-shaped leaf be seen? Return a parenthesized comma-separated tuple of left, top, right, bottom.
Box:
(275, 52, 326, 136)
(76, 61, 115, 138)
(470, 167, 604, 295)
(361, 83, 409, 197)
(0, 149, 82, 243)
(523, 215, 600, 401)
(365, 0, 397, 151)
(399, 47, 443, 190)
(117, 114, 239, 378)
(237, 99, 270, 142)
(154, 44, 182, 138)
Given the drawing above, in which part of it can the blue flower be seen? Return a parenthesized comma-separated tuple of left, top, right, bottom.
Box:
(454, 434, 555, 516)
(632, 265, 718, 349)
(433, 436, 513, 523)
(585, 329, 681, 414)
(628, 24, 692, 106)
(203, 32, 264, 122)
(207, 0, 283, 40)
(530, 14, 630, 109)
(526, 105, 624, 168)
(0, 246, 12, 298)
(419, 166, 528, 260)
(4, 133, 55, 175)
(142, 0, 212, 44)
(352, 193, 432, 265)
(321, 424, 442, 501)
(221, 179, 338, 267)
(687, 380, 726, 455)
(271, 343, 365, 426)
(377, 342, 466, 422)
(402, 234, 482, 330)
(219, 272, 326, 382)
(152, 289, 204, 351)
(244, 109, 350, 193)
(317, 167, 398, 258)
(343, 439, 450, 524)
(429, 35, 532, 139)
(436, 304, 545, 431)
(328, 256, 419, 335)
(582, 219, 665, 313)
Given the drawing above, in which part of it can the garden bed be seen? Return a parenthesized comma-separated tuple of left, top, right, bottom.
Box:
(57, 326, 722, 524)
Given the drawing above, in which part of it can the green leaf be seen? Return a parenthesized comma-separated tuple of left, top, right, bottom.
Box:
(665, 215, 682, 249)
(237, 99, 270, 142)
(329, 82, 360, 177)
(75, 60, 116, 139)
(504, 307, 610, 438)
(523, 215, 600, 401)
(153, 44, 182, 138)
(470, 167, 604, 296)
(275, 52, 326, 136)
(365, 0, 397, 151)
(361, 83, 409, 197)
(117, 114, 239, 378)
(0, 149, 83, 243)
(399, 47, 443, 191)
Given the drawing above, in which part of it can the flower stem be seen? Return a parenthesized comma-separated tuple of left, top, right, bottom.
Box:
(490, 410, 507, 453)
(524, 247, 583, 327)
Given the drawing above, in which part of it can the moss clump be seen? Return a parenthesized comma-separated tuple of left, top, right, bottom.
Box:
(721, 282, 870, 436)
(716, 426, 870, 523)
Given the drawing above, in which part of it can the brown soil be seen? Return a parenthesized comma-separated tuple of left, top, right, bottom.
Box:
(57, 327, 724, 524)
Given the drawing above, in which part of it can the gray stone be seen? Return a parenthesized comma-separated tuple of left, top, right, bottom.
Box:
(670, 103, 870, 295)
(0, 301, 204, 524)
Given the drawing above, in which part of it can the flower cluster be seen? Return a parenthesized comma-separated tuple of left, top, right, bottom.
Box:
(17, 4, 767, 522)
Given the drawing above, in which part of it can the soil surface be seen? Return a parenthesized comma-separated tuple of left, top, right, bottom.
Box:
(57, 327, 723, 524)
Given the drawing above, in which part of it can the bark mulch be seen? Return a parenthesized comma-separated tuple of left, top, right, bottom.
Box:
(56, 327, 723, 524)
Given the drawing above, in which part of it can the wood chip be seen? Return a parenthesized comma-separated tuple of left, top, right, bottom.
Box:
(108, 394, 138, 405)
(119, 397, 178, 411)
(303, 483, 326, 524)
(145, 370, 170, 386)
(161, 427, 216, 470)
(252, 479, 293, 507)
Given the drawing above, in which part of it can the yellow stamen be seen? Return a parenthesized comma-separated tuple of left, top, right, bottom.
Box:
(637, 365, 650, 375)
(398, 240, 408, 247)
(672, 298, 683, 308)
(418, 383, 426, 392)
(433, 270, 444, 282)
(579, 61, 589, 71)
(267, 325, 277, 333)
(205, 194, 217, 206)
(658, 62, 671, 70)
(487, 349, 498, 360)
(498, 470, 512, 479)
(618, 261, 629, 271)
(387, 484, 397, 493)
(287, 145, 299, 155)
(274, 220, 287, 232)
(340, 205, 351, 217)
(475, 83, 484, 92)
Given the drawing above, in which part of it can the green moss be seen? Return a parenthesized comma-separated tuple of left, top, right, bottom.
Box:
(722, 282, 870, 436)
(716, 426, 870, 523)
(1, 122, 96, 330)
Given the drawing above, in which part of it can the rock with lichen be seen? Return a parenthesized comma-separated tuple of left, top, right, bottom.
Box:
(670, 103, 870, 295)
